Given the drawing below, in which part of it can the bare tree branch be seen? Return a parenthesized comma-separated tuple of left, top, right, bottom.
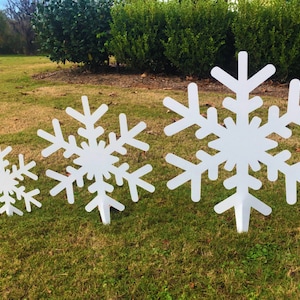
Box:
(5, 0, 37, 54)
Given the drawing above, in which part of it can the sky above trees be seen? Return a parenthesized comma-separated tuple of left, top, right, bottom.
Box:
(0, 0, 6, 9)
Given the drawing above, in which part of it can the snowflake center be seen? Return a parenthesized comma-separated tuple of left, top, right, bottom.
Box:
(74, 142, 118, 178)
(230, 125, 263, 161)
(208, 118, 271, 171)
(228, 124, 260, 153)
(0, 170, 17, 194)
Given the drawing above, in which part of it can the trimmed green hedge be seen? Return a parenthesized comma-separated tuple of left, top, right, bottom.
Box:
(163, 0, 233, 78)
(109, 0, 171, 73)
(33, 0, 113, 71)
(233, 0, 300, 81)
(33, 0, 300, 80)
(109, 0, 299, 80)
(109, 0, 232, 76)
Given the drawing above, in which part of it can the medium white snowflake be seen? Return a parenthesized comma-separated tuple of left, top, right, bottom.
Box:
(0, 146, 41, 216)
(164, 51, 300, 232)
(37, 96, 155, 224)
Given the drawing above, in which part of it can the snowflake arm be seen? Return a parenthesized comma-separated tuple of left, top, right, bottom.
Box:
(166, 151, 226, 202)
(113, 163, 154, 201)
(66, 96, 107, 147)
(84, 163, 154, 224)
(163, 82, 227, 203)
(214, 192, 272, 233)
(211, 51, 276, 96)
(259, 150, 300, 205)
(85, 194, 125, 224)
(37, 119, 81, 158)
(249, 80, 300, 205)
(84, 172, 125, 225)
(46, 167, 87, 204)
(164, 83, 225, 137)
(259, 79, 300, 138)
(0, 195, 25, 216)
(106, 113, 149, 155)
(0, 147, 41, 216)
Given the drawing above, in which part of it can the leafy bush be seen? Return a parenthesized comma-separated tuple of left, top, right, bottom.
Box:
(232, 0, 300, 80)
(109, 0, 171, 73)
(32, 0, 299, 81)
(163, 0, 233, 78)
(33, 0, 113, 70)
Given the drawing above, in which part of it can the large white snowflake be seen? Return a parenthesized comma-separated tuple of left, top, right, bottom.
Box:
(164, 51, 300, 232)
(37, 96, 155, 224)
(0, 146, 41, 216)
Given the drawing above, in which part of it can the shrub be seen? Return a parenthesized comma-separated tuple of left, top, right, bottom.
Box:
(109, 0, 171, 73)
(163, 0, 233, 78)
(232, 0, 300, 80)
(33, 0, 113, 71)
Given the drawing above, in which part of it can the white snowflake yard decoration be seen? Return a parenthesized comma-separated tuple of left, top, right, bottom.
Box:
(164, 51, 300, 232)
(0, 146, 41, 216)
(37, 96, 155, 224)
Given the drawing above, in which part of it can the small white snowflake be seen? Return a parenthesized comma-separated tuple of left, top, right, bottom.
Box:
(164, 51, 300, 232)
(0, 146, 41, 216)
(38, 96, 155, 224)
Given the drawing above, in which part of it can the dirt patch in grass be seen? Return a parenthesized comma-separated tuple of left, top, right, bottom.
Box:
(0, 102, 63, 134)
(33, 66, 291, 99)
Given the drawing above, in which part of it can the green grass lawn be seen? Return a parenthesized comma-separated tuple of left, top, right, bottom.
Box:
(0, 56, 300, 299)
